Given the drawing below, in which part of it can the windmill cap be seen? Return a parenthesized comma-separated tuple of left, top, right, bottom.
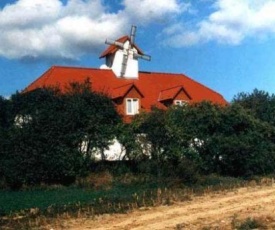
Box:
(99, 36, 144, 58)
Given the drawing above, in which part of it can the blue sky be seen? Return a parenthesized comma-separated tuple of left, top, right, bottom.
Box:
(0, 0, 275, 101)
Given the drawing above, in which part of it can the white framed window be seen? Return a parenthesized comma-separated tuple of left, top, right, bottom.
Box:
(126, 98, 139, 115)
(174, 100, 187, 106)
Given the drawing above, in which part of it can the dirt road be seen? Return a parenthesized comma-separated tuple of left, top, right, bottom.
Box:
(62, 185, 275, 230)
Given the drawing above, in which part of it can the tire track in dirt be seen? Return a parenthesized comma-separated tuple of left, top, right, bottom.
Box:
(65, 185, 275, 230)
(131, 189, 275, 229)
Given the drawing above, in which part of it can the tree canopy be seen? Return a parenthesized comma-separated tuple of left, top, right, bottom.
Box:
(1, 87, 275, 189)
(1, 81, 121, 189)
(232, 89, 275, 125)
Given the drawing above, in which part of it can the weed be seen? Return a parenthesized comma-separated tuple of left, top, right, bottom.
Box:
(238, 218, 266, 230)
(201, 227, 212, 230)
(76, 171, 113, 189)
(175, 223, 185, 229)
(231, 216, 267, 230)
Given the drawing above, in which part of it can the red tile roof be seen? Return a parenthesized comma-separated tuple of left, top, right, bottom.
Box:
(159, 86, 191, 101)
(99, 36, 144, 58)
(24, 66, 227, 113)
(112, 83, 144, 99)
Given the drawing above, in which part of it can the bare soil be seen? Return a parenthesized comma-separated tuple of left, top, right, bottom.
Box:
(53, 185, 275, 230)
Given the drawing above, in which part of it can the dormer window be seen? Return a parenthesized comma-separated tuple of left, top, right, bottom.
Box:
(159, 86, 191, 108)
(174, 100, 188, 106)
(111, 83, 143, 118)
(126, 98, 139, 115)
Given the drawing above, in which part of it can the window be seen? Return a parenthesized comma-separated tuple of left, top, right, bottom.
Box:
(126, 98, 139, 115)
(174, 100, 187, 106)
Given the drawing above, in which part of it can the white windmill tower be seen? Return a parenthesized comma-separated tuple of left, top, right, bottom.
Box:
(100, 25, 151, 79)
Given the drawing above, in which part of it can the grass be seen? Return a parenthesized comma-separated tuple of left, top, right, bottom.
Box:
(237, 218, 266, 230)
(0, 173, 259, 229)
(0, 181, 159, 216)
(0, 187, 103, 216)
(231, 216, 267, 230)
(0, 173, 173, 228)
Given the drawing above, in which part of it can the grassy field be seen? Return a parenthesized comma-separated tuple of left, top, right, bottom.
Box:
(1, 187, 106, 215)
(0, 173, 256, 229)
(0, 178, 157, 215)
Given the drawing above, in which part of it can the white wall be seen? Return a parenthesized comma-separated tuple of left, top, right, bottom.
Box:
(111, 41, 139, 79)
(94, 138, 126, 161)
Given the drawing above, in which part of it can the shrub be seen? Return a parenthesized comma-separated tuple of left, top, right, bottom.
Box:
(2, 81, 121, 189)
(233, 217, 266, 230)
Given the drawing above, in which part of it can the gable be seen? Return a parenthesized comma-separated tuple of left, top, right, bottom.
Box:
(112, 83, 144, 100)
(125, 85, 143, 98)
(174, 88, 191, 101)
(159, 86, 191, 102)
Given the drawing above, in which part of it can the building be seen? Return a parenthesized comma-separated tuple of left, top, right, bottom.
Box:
(25, 26, 227, 123)
(24, 26, 227, 160)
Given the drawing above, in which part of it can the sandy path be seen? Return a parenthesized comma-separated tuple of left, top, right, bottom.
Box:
(61, 185, 275, 230)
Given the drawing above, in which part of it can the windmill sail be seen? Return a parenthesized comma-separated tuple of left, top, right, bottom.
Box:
(134, 53, 151, 61)
(121, 53, 128, 77)
(105, 39, 124, 49)
(130, 25, 137, 47)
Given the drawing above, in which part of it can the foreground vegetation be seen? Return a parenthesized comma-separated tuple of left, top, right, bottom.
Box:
(1, 85, 275, 189)
(0, 85, 275, 228)
(0, 171, 263, 229)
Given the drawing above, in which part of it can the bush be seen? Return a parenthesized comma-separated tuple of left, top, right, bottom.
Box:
(1, 81, 122, 189)
(133, 101, 275, 179)
(204, 104, 275, 177)
(232, 217, 266, 230)
(233, 89, 275, 126)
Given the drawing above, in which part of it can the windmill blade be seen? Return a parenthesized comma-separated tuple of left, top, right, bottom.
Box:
(134, 53, 151, 61)
(120, 53, 128, 77)
(130, 25, 137, 47)
(105, 39, 124, 49)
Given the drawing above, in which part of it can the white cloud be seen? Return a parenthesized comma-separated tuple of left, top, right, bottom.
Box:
(0, 0, 184, 60)
(163, 0, 275, 47)
(162, 23, 199, 46)
(2, 0, 275, 60)
(123, 0, 189, 24)
(0, 0, 62, 28)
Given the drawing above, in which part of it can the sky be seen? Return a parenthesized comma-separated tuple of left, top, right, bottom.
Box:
(0, 0, 275, 101)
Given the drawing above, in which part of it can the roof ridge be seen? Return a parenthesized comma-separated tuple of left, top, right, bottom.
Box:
(51, 65, 112, 71)
(139, 70, 181, 75)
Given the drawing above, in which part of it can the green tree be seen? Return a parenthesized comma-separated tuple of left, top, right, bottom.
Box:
(132, 108, 171, 176)
(209, 104, 275, 177)
(2, 81, 121, 189)
(0, 96, 10, 128)
(0, 96, 10, 179)
(143, 101, 275, 178)
(115, 123, 142, 160)
(133, 106, 201, 181)
(63, 80, 121, 160)
(232, 89, 275, 126)
(164, 102, 223, 175)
